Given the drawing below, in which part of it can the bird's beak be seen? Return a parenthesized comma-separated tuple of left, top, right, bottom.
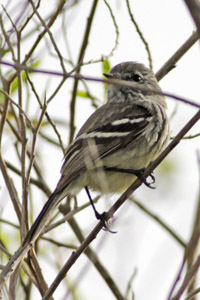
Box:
(103, 73, 114, 79)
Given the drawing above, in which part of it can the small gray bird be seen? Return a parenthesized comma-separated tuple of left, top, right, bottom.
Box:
(0, 62, 170, 286)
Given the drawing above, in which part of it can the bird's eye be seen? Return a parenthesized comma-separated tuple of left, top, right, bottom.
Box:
(131, 74, 142, 82)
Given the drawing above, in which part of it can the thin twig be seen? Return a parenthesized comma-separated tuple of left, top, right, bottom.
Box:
(42, 198, 100, 235)
(1, 61, 200, 109)
(26, 96, 47, 186)
(171, 133, 200, 140)
(125, 268, 137, 299)
(126, 0, 153, 70)
(28, 0, 67, 74)
(62, 217, 126, 300)
(2, 0, 66, 87)
(69, 0, 99, 144)
(184, 286, 200, 300)
(103, 0, 119, 59)
(19, 0, 41, 33)
(27, 248, 55, 300)
(25, 71, 65, 153)
(0, 140, 22, 224)
(22, 0, 66, 66)
(185, 152, 200, 295)
(0, 103, 52, 197)
(170, 256, 200, 300)
(5, 159, 51, 195)
(168, 258, 186, 300)
(0, 89, 34, 130)
(0, 13, 16, 145)
(0, 219, 19, 229)
(41, 109, 200, 299)
(41, 237, 77, 250)
(156, 31, 199, 81)
(15, 27, 29, 242)
(129, 197, 186, 247)
(0, 11, 16, 61)
(184, 0, 200, 34)
(0, 79, 11, 146)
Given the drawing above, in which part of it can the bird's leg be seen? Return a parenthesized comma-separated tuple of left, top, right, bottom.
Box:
(85, 186, 102, 220)
(104, 167, 155, 189)
(84, 186, 116, 233)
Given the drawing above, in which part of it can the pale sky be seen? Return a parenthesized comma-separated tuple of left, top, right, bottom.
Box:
(0, 1, 200, 299)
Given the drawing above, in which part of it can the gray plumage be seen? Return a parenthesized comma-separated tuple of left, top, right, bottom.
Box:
(0, 62, 170, 287)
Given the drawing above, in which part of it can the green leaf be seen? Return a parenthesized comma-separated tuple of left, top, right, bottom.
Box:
(102, 59, 111, 74)
(102, 59, 111, 101)
(76, 90, 98, 102)
(76, 90, 90, 99)
(0, 48, 9, 59)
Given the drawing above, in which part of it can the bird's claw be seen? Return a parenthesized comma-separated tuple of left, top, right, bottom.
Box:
(134, 168, 155, 189)
(95, 211, 117, 234)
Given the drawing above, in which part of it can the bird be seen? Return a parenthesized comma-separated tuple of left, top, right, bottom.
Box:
(0, 61, 170, 287)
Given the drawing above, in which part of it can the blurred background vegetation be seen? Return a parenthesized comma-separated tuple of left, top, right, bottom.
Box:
(0, 1, 200, 299)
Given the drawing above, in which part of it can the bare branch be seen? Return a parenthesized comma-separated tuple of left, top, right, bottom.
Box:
(129, 196, 186, 247)
(28, 0, 67, 74)
(1, 61, 200, 109)
(0, 155, 22, 223)
(184, 0, 200, 34)
(103, 0, 119, 59)
(156, 30, 199, 81)
(170, 256, 200, 300)
(69, 0, 99, 143)
(41, 108, 200, 299)
(126, 0, 153, 70)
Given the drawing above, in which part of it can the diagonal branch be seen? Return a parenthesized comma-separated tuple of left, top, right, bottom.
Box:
(42, 108, 200, 299)
(156, 30, 199, 81)
(1, 61, 200, 109)
(184, 0, 200, 34)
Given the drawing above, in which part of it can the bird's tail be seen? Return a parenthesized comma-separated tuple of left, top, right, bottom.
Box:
(0, 190, 63, 289)
(23, 191, 63, 245)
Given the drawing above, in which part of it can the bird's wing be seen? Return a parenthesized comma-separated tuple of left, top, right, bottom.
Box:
(57, 102, 153, 191)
